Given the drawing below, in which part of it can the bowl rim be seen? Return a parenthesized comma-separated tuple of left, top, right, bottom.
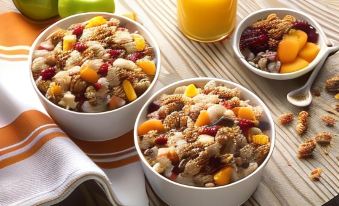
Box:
(232, 8, 327, 79)
(134, 77, 276, 190)
(28, 12, 161, 116)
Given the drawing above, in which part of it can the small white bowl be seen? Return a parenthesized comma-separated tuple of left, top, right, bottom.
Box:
(233, 8, 327, 80)
(134, 78, 276, 206)
(28, 12, 161, 141)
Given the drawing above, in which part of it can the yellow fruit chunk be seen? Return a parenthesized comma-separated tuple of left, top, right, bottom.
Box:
(63, 35, 76, 51)
(136, 59, 156, 75)
(133, 34, 146, 51)
(48, 83, 62, 97)
(335, 93, 339, 100)
(184, 84, 199, 98)
(80, 67, 99, 83)
(138, 119, 165, 135)
(298, 42, 320, 62)
(252, 134, 269, 145)
(237, 107, 256, 121)
(195, 110, 210, 127)
(278, 37, 299, 63)
(122, 80, 137, 101)
(280, 57, 309, 73)
(214, 166, 233, 186)
(85, 16, 107, 28)
(122, 12, 137, 21)
(289, 29, 308, 50)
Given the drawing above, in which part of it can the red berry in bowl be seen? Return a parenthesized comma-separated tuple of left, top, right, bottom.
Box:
(41, 67, 56, 80)
(98, 63, 109, 76)
(154, 134, 167, 145)
(94, 83, 102, 90)
(73, 25, 84, 37)
(126, 52, 144, 62)
(292, 21, 319, 43)
(74, 42, 87, 52)
(199, 125, 220, 136)
(108, 49, 124, 58)
(238, 119, 255, 134)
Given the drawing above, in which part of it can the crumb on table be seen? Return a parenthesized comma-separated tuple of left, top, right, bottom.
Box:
(309, 168, 322, 181)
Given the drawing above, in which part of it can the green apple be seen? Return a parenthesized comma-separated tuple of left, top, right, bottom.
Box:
(58, 0, 115, 18)
(12, 0, 59, 21)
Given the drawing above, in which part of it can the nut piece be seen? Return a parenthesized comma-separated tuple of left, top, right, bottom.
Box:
(278, 112, 294, 125)
(309, 168, 322, 181)
(314, 132, 332, 145)
(296, 111, 309, 135)
(297, 139, 316, 159)
(321, 115, 336, 127)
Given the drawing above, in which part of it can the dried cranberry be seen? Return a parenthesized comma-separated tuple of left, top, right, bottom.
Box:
(94, 83, 102, 90)
(199, 125, 220, 136)
(154, 134, 167, 145)
(73, 25, 84, 37)
(126, 52, 144, 62)
(108, 49, 124, 58)
(98, 63, 109, 76)
(240, 28, 269, 53)
(238, 119, 255, 134)
(40, 67, 56, 80)
(74, 42, 87, 52)
(147, 101, 161, 114)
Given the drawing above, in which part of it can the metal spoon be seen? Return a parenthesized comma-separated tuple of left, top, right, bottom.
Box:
(287, 45, 339, 107)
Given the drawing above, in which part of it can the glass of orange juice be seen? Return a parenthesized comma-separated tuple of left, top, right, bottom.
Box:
(177, 0, 237, 42)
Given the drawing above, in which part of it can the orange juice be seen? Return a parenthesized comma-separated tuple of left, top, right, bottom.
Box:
(177, 0, 237, 42)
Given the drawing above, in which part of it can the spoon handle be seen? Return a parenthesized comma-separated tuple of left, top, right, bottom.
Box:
(304, 46, 339, 90)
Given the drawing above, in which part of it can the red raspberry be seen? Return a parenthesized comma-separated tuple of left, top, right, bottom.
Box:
(93, 83, 102, 90)
(40, 67, 56, 80)
(154, 134, 167, 145)
(238, 119, 255, 134)
(199, 125, 220, 136)
(126, 52, 144, 62)
(73, 25, 84, 37)
(98, 63, 109, 76)
(108, 49, 124, 58)
(74, 42, 87, 52)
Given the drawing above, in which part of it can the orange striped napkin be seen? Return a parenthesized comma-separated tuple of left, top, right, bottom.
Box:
(0, 12, 148, 205)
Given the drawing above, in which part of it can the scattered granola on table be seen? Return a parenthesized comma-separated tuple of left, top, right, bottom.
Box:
(309, 168, 322, 181)
(314, 132, 332, 145)
(31, 16, 156, 112)
(296, 111, 309, 135)
(138, 81, 271, 187)
(278, 112, 294, 125)
(321, 115, 336, 127)
(297, 139, 316, 159)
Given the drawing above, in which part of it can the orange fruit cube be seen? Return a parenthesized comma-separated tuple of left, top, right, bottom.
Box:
(298, 42, 320, 62)
(85, 16, 107, 28)
(80, 66, 99, 83)
(184, 84, 198, 98)
(278, 36, 299, 63)
(237, 107, 256, 121)
(214, 166, 233, 186)
(122, 80, 137, 101)
(136, 59, 156, 75)
(195, 110, 210, 127)
(138, 119, 165, 135)
(280, 57, 309, 73)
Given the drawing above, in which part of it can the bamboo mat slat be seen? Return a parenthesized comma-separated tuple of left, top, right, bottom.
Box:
(119, 0, 339, 205)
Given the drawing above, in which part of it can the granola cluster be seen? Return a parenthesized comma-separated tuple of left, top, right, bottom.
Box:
(138, 81, 271, 187)
(32, 16, 156, 112)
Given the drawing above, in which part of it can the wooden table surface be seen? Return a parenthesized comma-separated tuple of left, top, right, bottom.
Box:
(1, 0, 338, 205)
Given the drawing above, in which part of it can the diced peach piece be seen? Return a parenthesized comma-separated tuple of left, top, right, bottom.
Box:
(80, 66, 99, 83)
(237, 107, 256, 121)
(195, 110, 210, 127)
(298, 42, 320, 62)
(85, 16, 107, 28)
(214, 166, 233, 186)
(138, 119, 165, 135)
(108, 96, 126, 110)
(122, 80, 137, 101)
(184, 84, 199, 98)
(289, 29, 308, 50)
(278, 36, 299, 63)
(136, 59, 156, 75)
(63, 35, 76, 51)
(280, 57, 309, 73)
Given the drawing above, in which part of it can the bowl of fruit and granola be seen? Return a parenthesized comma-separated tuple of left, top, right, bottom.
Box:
(134, 78, 275, 206)
(233, 8, 327, 80)
(29, 12, 160, 141)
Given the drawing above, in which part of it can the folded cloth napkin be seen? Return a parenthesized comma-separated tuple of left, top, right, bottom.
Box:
(0, 11, 149, 206)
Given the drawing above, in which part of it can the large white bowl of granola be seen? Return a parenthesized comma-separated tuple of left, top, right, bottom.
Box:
(134, 78, 275, 206)
(29, 12, 160, 141)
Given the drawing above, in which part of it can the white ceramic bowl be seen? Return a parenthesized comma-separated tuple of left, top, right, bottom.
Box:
(29, 12, 161, 141)
(233, 8, 327, 80)
(134, 78, 276, 206)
